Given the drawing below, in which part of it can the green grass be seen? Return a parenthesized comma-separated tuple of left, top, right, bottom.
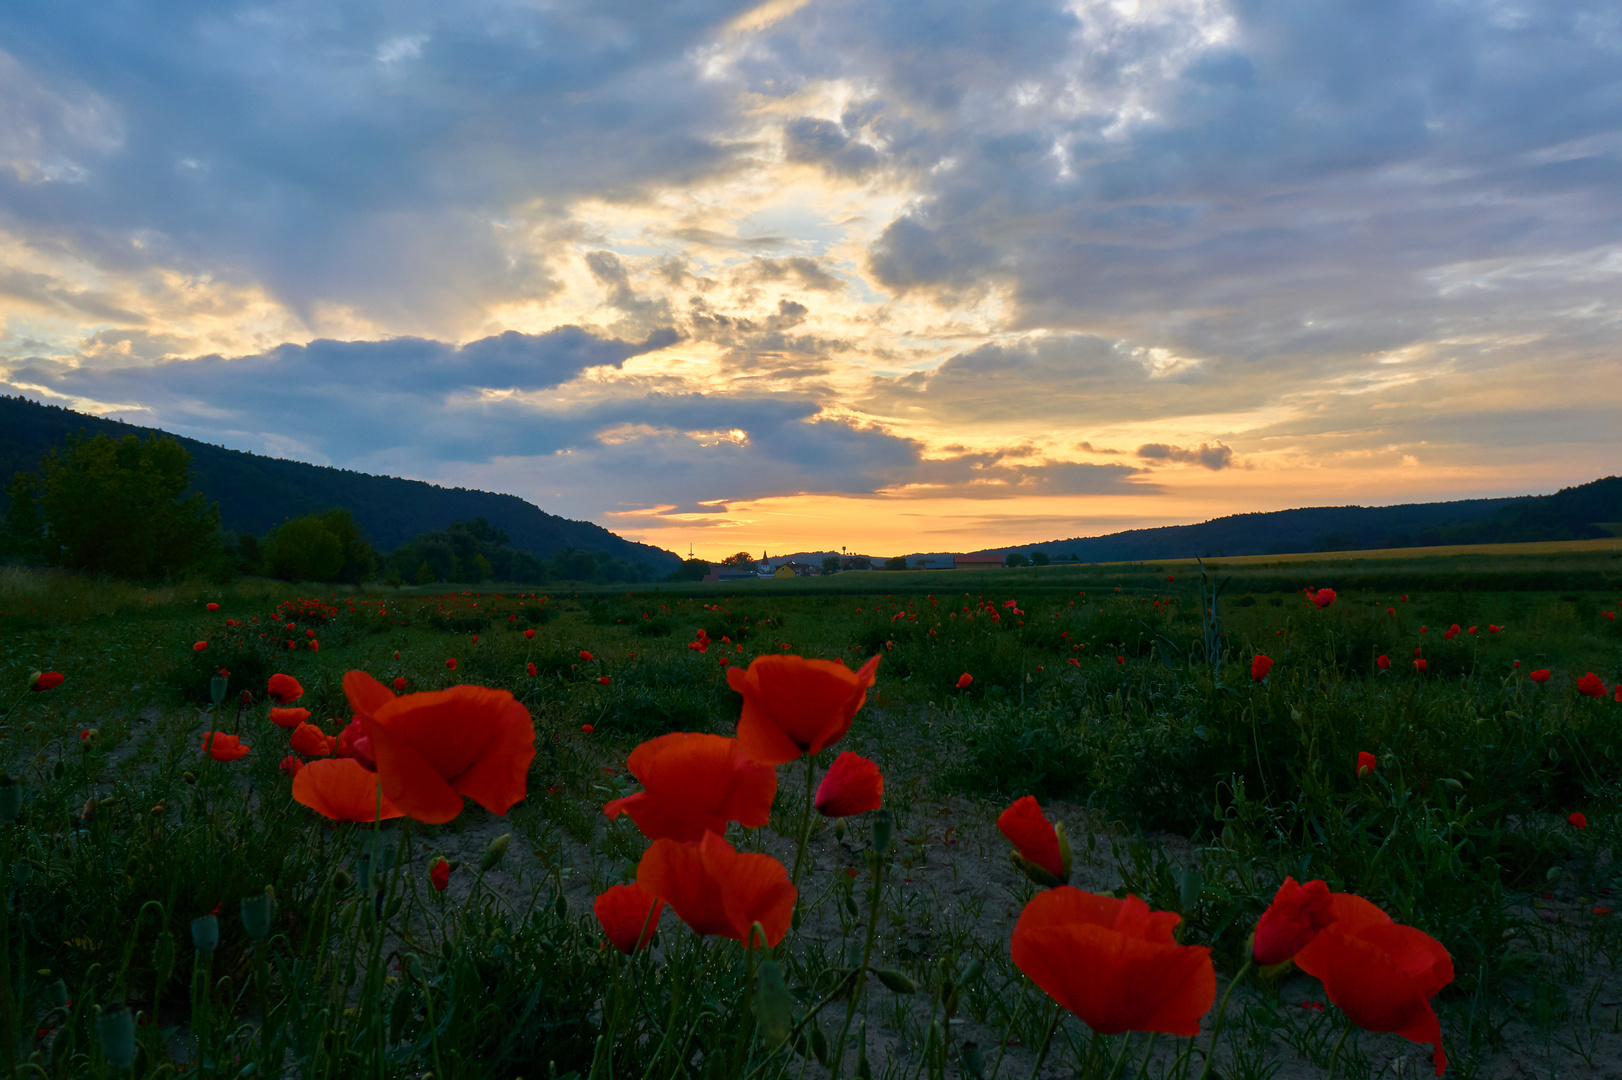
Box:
(0, 556, 1618, 1077)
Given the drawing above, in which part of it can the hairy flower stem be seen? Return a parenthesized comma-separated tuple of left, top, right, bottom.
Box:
(1325, 1022, 1353, 1080)
(830, 852, 887, 1080)
(1029, 1003, 1065, 1079)
(1195, 958, 1252, 1080)
(790, 755, 816, 895)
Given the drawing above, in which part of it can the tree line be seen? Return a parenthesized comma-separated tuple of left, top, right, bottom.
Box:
(0, 431, 662, 586)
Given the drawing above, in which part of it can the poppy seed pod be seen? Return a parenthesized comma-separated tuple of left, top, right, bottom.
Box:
(96, 1006, 138, 1070)
(190, 915, 219, 952)
(480, 833, 512, 872)
(241, 886, 276, 941)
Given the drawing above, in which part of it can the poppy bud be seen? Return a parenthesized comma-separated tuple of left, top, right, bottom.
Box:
(0, 778, 22, 822)
(241, 886, 275, 942)
(332, 868, 354, 892)
(429, 857, 450, 892)
(45, 978, 68, 1008)
(190, 915, 219, 952)
(96, 1006, 137, 1070)
(480, 833, 512, 872)
(756, 956, 795, 1044)
(1357, 751, 1377, 778)
(875, 968, 919, 994)
(870, 809, 894, 858)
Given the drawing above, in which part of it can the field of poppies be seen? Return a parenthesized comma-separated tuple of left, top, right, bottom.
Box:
(1, 555, 1620, 1079)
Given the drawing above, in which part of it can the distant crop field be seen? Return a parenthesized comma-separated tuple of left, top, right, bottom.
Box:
(1, 560, 1619, 1077)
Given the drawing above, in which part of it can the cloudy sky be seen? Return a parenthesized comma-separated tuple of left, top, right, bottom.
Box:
(2, 0, 1619, 558)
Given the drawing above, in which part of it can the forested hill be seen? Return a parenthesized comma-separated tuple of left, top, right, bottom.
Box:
(981, 477, 1622, 563)
(0, 396, 681, 570)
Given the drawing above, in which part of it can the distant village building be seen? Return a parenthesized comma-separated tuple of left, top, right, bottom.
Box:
(954, 552, 1006, 569)
(912, 557, 957, 570)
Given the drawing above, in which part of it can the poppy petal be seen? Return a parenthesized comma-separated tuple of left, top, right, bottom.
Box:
(292, 758, 404, 822)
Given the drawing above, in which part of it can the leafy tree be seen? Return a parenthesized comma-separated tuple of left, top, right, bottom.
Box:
(1030, 551, 1050, 566)
(883, 556, 908, 571)
(261, 508, 377, 584)
(1004, 552, 1030, 567)
(1, 473, 42, 560)
(820, 555, 841, 575)
(669, 559, 711, 582)
(24, 432, 220, 578)
(842, 556, 872, 571)
(721, 551, 756, 569)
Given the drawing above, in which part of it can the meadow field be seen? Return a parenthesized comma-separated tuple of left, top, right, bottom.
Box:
(1, 548, 1620, 1079)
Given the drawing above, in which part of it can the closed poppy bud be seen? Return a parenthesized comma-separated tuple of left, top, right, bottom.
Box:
(394, 652, 401, 659)
(815, 752, 884, 817)
(1357, 751, 1377, 777)
(1376, 655, 1390, 670)
(206, 602, 219, 611)
(1251, 877, 1336, 965)
(393, 677, 406, 691)
(1529, 668, 1550, 683)
(202, 732, 250, 761)
(524, 628, 535, 639)
(267, 673, 303, 704)
(594, 882, 664, 952)
(269, 707, 310, 729)
(429, 857, 450, 892)
(956, 673, 973, 688)
(480, 833, 512, 872)
(1012, 889, 1214, 1036)
(1570, 812, 1587, 829)
(29, 671, 63, 692)
(1577, 672, 1606, 698)
(193, 641, 207, 652)
(526, 662, 537, 676)
(1251, 655, 1273, 682)
(240, 886, 275, 942)
(997, 796, 1070, 887)
(279, 755, 303, 778)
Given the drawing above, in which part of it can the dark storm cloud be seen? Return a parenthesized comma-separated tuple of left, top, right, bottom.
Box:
(0, 0, 760, 324)
(1136, 442, 1237, 471)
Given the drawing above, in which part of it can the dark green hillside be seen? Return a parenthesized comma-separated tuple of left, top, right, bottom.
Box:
(982, 476, 1620, 564)
(0, 395, 679, 571)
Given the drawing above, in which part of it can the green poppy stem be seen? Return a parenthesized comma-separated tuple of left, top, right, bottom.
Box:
(790, 754, 816, 895)
(1195, 958, 1252, 1080)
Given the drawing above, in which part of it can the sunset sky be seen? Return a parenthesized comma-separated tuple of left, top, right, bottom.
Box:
(2, 1, 1619, 560)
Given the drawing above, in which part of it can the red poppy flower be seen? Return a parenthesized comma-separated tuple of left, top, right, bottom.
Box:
(1386, 607, 1395, 615)
(956, 673, 974, 688)
(202, 731, 249, 761)
(445, 658, 457, 670)
(1414, 658, 1428, 673)
(269, 707, 310, 730)
(429, 857, 450, 892)
(1011, 888, 1215, 1036)
(1117, 656, 1125, 664)
(1376, 655, 1391, 670)
(267, 674, 304, 704)
(1357, 751, 1377, 777)
(1529, 668, 1551, 683)
(524, 628, 535, 639)
(998, 795, 1068, 885)
(598, 675, 610, 685)
(1252, 877, 1336, 965)
(580, 650, 593, 661)
(1570, 811, 1587, 829)
(1488, 624, 1502, 633)
(603, 732, 776, 842)
(1313, 589, 1336, 609)
(636, 832, 796, 946)
(290, 722, 337, 757)
(814, 752, 884, 817)
(193, 641, 207, 652)
(393, 677, 407, 691)
(335, 718, 375, 770)
(29, 671, 64, 691)
(1577, 672, 1606, 698)
(725, 654, 880, 766)
(594, 882, 665, 953)
(526, 662, 537, 676)
(206, 602, 219, 611)
(1615, 684, 1622, 702)
(344, 670, 536, 824)
(1251, 655, 1273, 682)
(308, 640, 319, 651)
(292, 758, 404, 822)
(279, 755, 303, 778)
(581, 723, 594, 733)
(1294, 893, 1453, 1074)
